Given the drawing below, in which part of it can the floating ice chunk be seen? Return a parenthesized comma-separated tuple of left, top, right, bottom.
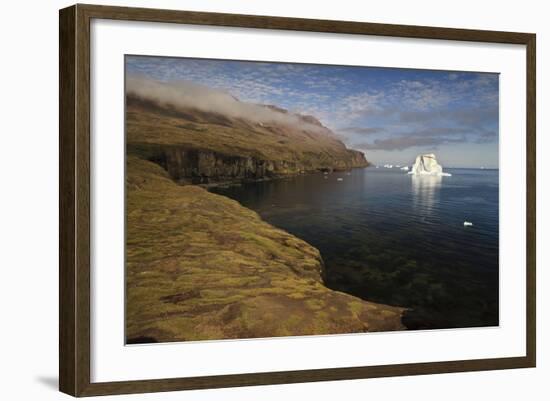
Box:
(337, 178, 344, 181)
(400, 166, 409, 171)
(464, 221, 473, 227)
(409, 154, 451, 176)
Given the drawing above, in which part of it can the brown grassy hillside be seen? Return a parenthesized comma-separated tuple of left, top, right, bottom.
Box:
(126, 94, 368, 183)
(126, 157, 404, 343)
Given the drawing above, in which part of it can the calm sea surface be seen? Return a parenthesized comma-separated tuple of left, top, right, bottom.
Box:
(211, 167, 499, 330)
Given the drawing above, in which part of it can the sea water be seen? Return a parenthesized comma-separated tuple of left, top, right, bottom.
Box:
(211, 167, 499, 330)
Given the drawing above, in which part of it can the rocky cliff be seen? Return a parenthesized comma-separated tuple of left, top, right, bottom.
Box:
(126, 94, 369, 184)
(130, 143, 367, 184)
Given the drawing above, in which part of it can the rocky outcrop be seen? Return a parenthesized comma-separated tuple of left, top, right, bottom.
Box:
(144, 145, 294, 184)
(126, 157, 404, 343)
(348, 149, 370, 169)
(130, 143, 368, 184)
(126, 93, 369, 184)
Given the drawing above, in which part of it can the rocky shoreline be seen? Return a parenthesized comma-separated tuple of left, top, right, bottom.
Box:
(128, 142, 369, 186)
(125, 89, 405, 342)
(125, 156, 404, 343)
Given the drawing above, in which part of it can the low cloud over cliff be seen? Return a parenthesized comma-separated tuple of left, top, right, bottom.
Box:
(126, 75, 323, 132)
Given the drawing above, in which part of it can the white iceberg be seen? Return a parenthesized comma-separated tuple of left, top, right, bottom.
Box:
(408, 154, 451, 176)
(464, 221, 473, 227)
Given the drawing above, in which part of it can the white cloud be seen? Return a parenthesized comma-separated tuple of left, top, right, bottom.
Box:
(126, 75, 327, 132)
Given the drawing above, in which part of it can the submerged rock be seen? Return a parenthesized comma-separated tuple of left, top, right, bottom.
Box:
(409, 154, 451, 176)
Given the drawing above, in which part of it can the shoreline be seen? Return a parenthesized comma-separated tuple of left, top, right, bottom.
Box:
(125, 157, 405, 343)
(188, 165, 372, 190)
(209, 164, 499, 330)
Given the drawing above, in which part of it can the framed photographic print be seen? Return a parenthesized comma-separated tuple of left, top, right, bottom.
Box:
(59, 4, 536, 397)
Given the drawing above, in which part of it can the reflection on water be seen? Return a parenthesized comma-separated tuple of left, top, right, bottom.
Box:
(411, 175, 442, 216)
(212, 167, 499, 330)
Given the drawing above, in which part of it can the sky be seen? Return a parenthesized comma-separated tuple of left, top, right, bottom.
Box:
(126, 55, 499, 168)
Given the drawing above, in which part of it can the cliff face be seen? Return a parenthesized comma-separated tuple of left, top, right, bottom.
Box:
(349, 149, 370, 168)
(126, 157, 404, 343)
(131, 144, 296, 184)
(158, 147, 280, 184)
(126, 95, 369, 183)
(131, 143, 367, 184)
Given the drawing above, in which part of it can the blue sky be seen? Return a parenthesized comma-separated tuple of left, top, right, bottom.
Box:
(126, 55, 499, 168)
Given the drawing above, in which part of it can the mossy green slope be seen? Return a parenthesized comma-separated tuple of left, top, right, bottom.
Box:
(126, 156, 404, 342)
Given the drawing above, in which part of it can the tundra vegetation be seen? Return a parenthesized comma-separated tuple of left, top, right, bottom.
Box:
(125, 90, 404, 343)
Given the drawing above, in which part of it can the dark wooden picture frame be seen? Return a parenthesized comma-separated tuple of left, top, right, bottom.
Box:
(59, 3, 536, 397)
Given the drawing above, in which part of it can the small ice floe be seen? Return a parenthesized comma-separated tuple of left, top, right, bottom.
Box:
(463, 221, 473, 227)
(337, 178, 344, 181)
(400, 166, 409, 171)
